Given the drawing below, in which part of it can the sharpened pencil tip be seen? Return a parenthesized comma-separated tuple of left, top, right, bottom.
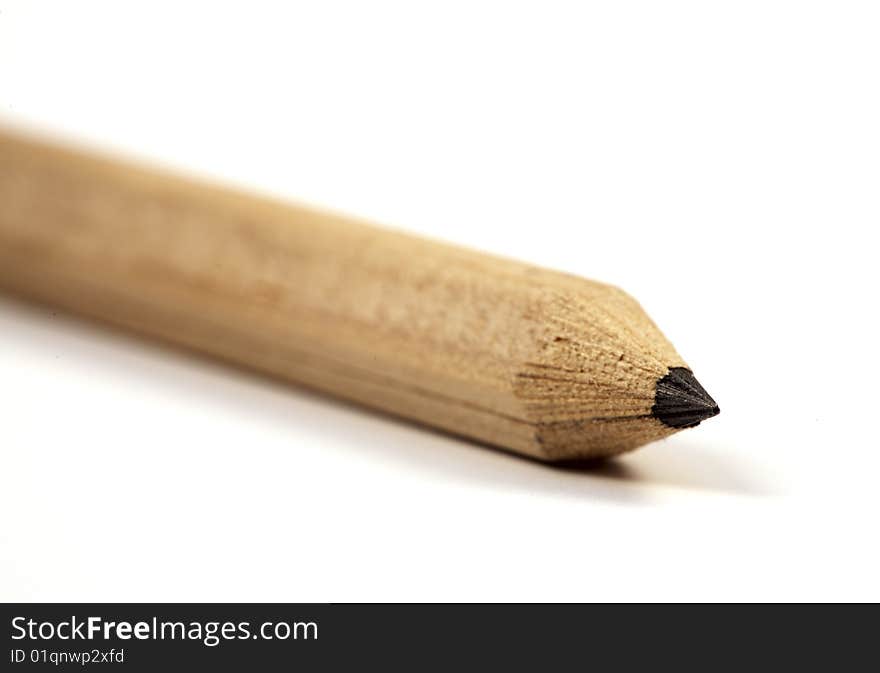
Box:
(652, 367, 719, 429)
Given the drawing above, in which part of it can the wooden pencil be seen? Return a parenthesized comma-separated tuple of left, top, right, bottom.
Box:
(0, 130, 718, 461)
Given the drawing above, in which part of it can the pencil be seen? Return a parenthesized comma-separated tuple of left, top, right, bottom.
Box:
(0, 130, 719, 461)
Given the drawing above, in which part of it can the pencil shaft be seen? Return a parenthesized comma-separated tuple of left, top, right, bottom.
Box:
(0, 131, 692, 459)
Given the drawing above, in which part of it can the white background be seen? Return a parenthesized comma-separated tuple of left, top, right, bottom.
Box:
(1, 1, 878, 601)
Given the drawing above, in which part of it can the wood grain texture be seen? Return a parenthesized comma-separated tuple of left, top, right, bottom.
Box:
(0, 130, 689, 460)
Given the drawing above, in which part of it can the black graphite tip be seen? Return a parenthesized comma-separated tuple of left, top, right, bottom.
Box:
(652, 367, 720, 429)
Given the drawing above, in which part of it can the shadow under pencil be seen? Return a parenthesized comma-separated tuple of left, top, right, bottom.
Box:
(0, 291, 768, 502)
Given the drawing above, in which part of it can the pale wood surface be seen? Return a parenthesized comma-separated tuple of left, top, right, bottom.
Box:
(0, 131, 687, 459)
